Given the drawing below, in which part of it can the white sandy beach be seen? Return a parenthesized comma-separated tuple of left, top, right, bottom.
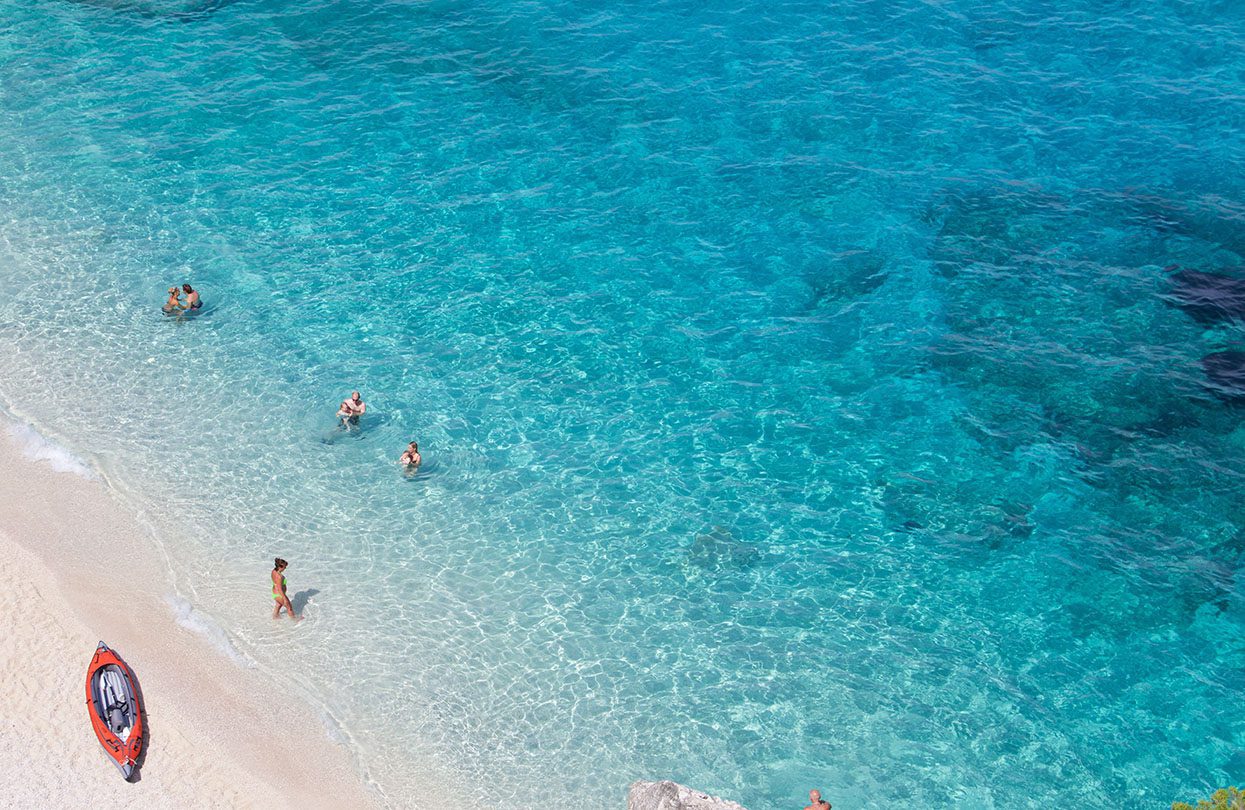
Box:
(0, 426, 382, 809)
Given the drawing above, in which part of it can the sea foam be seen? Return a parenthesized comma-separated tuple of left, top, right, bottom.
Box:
(166, 595, 256, 669)
(6, 422, 95, 479)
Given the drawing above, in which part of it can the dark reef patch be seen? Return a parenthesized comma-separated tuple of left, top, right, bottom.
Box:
(1167, 267, 1245, 325)
(1201, 350, 1245, 401)
(64, 0, 235, 20)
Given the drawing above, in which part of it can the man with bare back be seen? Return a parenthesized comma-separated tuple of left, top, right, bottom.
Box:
(337, 390, 366, 428)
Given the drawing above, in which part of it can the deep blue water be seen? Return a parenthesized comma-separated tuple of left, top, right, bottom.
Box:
(0, 0, 1243, 806)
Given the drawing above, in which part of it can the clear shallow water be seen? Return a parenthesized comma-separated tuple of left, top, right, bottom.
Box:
(1, 0, 1243, 806)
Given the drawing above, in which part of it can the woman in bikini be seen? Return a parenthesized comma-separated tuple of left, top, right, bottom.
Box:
(162, 287, 184, 315)
(271, 558, 301, 621)
(399, 441, 421, 469)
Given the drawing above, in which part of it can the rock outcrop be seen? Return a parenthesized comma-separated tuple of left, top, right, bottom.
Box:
(627, 780, 749, 810)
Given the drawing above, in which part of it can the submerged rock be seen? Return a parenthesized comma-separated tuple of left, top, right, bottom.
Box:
(628, 781, 749, 810)
(687, 527, 759, 572)
(1202, 351, 1245, 400)
(1168, 268, 1245, 324)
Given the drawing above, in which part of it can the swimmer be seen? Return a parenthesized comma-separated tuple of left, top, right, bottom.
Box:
(337, 391, 366, 428)
(399, 441, 421, 468)
(162, 286, 185, 314)
(270, 557, 302, 621)
(182, 283, 202, 310)
(804, 789, 831, 810)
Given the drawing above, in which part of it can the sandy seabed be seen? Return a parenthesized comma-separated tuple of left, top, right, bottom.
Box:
(0, 426, 383, 810)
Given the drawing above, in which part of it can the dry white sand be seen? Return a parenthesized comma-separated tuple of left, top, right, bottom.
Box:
(0, 427, 382, 809)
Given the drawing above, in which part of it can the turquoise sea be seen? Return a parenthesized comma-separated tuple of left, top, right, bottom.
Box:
(1, 0, 1243, 806)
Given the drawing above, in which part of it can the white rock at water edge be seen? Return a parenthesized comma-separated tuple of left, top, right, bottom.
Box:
(627, 780, 749, 810)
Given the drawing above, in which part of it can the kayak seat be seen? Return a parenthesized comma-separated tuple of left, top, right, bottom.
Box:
(108, 704, 128, 734)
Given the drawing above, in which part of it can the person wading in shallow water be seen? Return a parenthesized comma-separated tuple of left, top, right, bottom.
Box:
(162, 286, 184, 314)
(182, 283, 202, 310)
(399, 441, 421, 469)
(336, 391, 366, 429)
(271, 558, 302, 621)
(804, 789, 831, 810)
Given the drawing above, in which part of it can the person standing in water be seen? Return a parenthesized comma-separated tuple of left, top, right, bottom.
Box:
(271, 558, 302, 621)
(182, 283, 202, 311)
(162, 286, 184, 314)
(399, 441, 421, 469)
(336, 391, 366, 428)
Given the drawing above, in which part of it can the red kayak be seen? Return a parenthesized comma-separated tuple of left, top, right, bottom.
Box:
(85, 642, 144, 779)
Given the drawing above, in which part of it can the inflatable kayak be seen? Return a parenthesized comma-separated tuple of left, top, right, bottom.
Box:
(85, 641, 144, 779)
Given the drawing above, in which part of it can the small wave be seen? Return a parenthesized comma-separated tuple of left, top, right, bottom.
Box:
(165, 595, 256, 668)
(318, 707, 348, 746)
(6, 422, 96, 479)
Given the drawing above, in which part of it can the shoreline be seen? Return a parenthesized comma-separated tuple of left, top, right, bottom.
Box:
(0, 422, 385, 809)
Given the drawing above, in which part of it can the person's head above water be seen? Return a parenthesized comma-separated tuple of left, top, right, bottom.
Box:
(808, 790, 829, 808)
(274, 557, 288, 570)
(168, 287, 178, 295)
(182, 283, 194, 293)
(408, 441, 418, 451)
(351, 391, 361, 402)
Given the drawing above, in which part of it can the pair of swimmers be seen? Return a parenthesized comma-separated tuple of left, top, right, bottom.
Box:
(162, 283, 202, 314)
(336, 391, 367, 428)
(335, 390, 422, 470)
